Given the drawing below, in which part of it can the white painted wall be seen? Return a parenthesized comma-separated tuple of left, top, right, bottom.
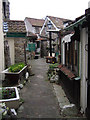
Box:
(7, 38, 15, 65)
(24, 18, 34, 34)
(61, 34, 73, 65)
(0, 0, 4, 79)
(40, 16, 60, 36)
(61, 38, 65, 65)
(79, 40, 81, 77)
(80, 28, 88, 114)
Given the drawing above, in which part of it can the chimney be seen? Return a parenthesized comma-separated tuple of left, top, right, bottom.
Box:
(88, 1, 90, 8)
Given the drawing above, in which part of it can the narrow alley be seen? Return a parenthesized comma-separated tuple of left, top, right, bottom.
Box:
(17, 58, 87, 119)
(17, 58, 60, 118)
(0, 0, 89, 119)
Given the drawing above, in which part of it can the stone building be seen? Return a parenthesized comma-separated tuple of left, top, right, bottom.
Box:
(4, 20, 27, 66)
(24, 17, 44, 37)
(0, 0, 10, 79)
(40, 16, 72, 58)
(2, 0, 27, 66)
(24, 17, 45, 58)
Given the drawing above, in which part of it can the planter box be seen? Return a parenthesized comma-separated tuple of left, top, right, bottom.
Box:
(2, 66, 27, 83)
(46, 56, 56, 63)
(0, 87, 19, 109)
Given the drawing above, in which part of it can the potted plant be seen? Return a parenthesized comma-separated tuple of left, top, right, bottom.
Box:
(0, 87, 20, 109)
(2, 63, 28, 83)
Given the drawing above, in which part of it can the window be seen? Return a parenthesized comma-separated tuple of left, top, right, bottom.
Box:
(65, 40, 79, 75)
(74, 40, 79, 75)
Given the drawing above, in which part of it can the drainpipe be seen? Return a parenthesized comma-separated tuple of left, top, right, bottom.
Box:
(61, 38, 65, 65)
(80, 27, 88, 114)
(49, 32, 52, 56)
(24, 42, 27, 65)
(0, 0, 5, 80)
(85, 3, 90, 117)
(58, 32, 61, 63)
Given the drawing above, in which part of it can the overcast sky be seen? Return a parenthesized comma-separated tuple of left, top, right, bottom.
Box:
(9, 0, 89, 21)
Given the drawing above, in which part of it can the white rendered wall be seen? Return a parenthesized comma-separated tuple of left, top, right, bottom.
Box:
(7, 38, 15, 65)
(0, 0, 4, 80)
(24, 19, 34, 34)
(61, 38, 65, 65)
(80, 28, 88, 113)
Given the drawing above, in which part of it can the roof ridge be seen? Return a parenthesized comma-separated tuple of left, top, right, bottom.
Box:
(25, 17, 44, 21)
(47, 15, 71, 20)
(5, 20, 24, 22)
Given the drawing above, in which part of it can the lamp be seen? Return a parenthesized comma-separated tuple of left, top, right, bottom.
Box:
(47, 21, 52, 29)
(47, 21, 52, 56)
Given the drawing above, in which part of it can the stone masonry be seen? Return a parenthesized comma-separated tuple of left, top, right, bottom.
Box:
(14, 37, 26, 63)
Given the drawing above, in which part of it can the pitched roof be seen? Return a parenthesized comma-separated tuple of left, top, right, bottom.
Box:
(25, 17, 45, 27)
(47, 16, 72, 29)
(5, 20, 26, 33)
(27, 32, 37, 37)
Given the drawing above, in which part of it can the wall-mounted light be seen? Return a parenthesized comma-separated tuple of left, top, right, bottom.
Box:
(47, 21, 52, 29)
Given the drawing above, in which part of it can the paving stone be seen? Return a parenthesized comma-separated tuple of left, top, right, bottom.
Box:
(17, 58, 87, 119)
(61, 104, 78, 116)
(17, 58, 60, 118)
(53, 83, 85, 118)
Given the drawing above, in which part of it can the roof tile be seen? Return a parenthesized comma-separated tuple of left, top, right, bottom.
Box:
(25, 17, 45, 27)
(47, 16, 71, 29)
(5, 20, 26, 33)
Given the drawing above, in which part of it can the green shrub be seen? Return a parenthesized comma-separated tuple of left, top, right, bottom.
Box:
(9, 63, 25, 72)
(49, 63, 59, 69)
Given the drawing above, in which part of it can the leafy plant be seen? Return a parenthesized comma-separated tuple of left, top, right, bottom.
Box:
(49, 63, 59, 69)
(0, 88, 16, 99)
(9, 63, 25, 72)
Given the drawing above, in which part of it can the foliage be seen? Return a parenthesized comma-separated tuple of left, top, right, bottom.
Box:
(0, 88, 16, 99)
(9, 63, 25, 72)
(47, 63, 59, 81)
(19, 98, 24, 104)
(49, 63, 59, 69)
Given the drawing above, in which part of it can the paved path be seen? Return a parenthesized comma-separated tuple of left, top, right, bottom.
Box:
(17, 58, 60, 118)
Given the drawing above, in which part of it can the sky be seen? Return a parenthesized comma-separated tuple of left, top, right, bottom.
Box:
(9, 0, 90, 21)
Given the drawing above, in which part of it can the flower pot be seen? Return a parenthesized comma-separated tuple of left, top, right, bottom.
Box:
(2, 66, 27, 83)
(0, 87, 20, 109)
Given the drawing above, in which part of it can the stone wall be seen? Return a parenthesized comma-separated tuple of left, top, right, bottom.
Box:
(41, 40, 48, 57)
(14, 37, 26, 63)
